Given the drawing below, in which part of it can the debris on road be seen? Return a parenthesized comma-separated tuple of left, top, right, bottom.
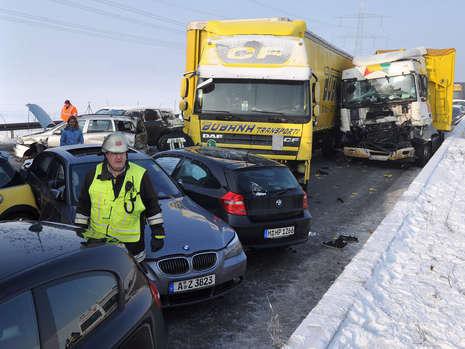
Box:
(322, 234, 359, 249)
(337, 197, 345, 203)
(316, 168, 329, 176)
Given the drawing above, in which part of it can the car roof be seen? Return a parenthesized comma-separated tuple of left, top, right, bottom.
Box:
(43, 144, 151, 164)
(76, 114, 135, 121)
(0, 221, 83, 282)
(157, 146, 285, 170)
(96, 106, 173, 112)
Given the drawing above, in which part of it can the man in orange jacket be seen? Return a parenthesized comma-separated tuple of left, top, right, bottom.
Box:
(60, 99, 78, 122)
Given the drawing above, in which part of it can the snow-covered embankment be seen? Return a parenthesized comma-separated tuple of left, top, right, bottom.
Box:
(286, 121, 465, 348)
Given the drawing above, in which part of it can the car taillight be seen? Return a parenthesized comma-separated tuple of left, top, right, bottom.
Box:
(220, 191, 247, 216)
(148, 280, 162, 308)
(303, 192, 308, 209)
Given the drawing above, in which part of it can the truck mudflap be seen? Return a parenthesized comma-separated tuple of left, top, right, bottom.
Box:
(343, 146, 415, 161)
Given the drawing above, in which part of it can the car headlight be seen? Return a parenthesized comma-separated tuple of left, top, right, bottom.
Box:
(224, 233, 243, 259)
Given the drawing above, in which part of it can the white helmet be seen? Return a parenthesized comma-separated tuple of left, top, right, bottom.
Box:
(102, 132, 129, 153)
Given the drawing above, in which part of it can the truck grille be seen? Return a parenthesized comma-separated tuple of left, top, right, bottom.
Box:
(158, 258, 189, 275)
(192, 253, 217, 271)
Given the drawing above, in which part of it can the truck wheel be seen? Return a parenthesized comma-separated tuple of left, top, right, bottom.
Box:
(415, 141, 432, 166)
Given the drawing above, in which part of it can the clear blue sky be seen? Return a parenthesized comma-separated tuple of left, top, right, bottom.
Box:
(0, 0, 463, 122)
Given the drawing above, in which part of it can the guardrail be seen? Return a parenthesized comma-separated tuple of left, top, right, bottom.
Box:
(0, 121, 60, 138)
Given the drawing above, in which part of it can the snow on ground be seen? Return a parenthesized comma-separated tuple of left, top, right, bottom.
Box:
(287, 121, 465, 349)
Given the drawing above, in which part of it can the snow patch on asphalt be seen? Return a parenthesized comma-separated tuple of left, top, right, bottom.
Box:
(286, 121, 465, 349)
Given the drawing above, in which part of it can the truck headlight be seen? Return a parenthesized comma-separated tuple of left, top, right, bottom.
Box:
(224, 233, 243, 259)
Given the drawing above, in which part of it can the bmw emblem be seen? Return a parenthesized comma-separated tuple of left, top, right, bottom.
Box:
(183, 244, 190, 251)
(275, 199, 283, 208)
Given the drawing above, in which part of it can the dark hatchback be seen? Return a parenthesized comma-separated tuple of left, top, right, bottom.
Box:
(0, 221, 166, 349)
(154, 147, 312, 248)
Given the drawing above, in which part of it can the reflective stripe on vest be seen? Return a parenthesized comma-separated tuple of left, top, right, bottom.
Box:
(84, 162, 146, 242)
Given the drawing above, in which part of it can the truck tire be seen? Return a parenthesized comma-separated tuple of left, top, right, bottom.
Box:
(415, 141, 432, 167)
(157, 132, 193, 151)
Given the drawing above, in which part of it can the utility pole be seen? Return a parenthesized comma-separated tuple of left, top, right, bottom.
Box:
(337, 0, 388, 56)
(85, 101, 93, 114)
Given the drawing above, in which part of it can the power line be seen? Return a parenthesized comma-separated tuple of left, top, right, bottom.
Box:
(150, 0, 226, 19)
(88, 0, 184, 27)
(248, 0, 354, 30)
(48, 0, 184, 34)
(0, 8, 182, 48)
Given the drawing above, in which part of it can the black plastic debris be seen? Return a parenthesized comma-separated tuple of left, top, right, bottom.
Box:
(316, 169, 329, 175)
(339, 234, 359, 243)
(337, 197, 344, 203)
(322, 234, 359, 249)
(322, 236, 347, 249)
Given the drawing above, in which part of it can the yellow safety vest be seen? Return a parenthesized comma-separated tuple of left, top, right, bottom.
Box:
(84, 162, 146, 242)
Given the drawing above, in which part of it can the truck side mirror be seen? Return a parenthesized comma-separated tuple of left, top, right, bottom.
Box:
(179, 99, 188, 111)
(180, 77, 189, 98)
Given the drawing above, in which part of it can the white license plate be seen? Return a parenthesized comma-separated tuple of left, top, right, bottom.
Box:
(264, 226, 295, 239)
(169, 274, 215, 294)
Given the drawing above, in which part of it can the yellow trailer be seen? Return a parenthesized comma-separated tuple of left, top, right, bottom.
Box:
(179, 18, 352, 186)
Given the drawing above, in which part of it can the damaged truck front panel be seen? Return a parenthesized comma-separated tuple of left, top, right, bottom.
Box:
(340, 47, 455, 165)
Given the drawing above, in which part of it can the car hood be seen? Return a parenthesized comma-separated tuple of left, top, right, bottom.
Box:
(144, 196, 235, 259)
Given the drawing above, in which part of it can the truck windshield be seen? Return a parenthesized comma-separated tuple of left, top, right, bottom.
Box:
(195, 79, 309, 121)
(342, 74, 417, 107)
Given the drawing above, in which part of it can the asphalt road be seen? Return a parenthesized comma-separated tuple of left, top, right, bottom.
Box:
(164, 153, 421, 348)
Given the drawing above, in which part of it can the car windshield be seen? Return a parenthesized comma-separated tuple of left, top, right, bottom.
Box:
(70, 159, 182, 204)
(343, 74, 417, 106)
(232, 167, 300, 195)
(195, 78, 309, 119)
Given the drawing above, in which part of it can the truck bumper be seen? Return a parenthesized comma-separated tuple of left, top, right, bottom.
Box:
(343, 146, 415, 161)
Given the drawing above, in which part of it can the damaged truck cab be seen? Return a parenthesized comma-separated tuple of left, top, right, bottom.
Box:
(340, 47, 455, 165)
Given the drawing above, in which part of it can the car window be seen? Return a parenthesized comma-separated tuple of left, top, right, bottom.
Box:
(78, 119, 85, 131)
(155, 156, 181, 175)
(48, 159, 66, 190)
(233, 167, 300, 194)
(0, 292, 40, 349)
(0, 157, 15, 188)
(176, 159, 220, 188)
(44, 272, 119, 349)
(30, 153, 54, 180)
(70, 159, 182, 203)
(116, 120, 136, 133)
(144, 109, 159, 121)
(87, 120, 113, 133)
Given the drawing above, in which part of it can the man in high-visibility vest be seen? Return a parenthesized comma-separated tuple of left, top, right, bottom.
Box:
(60, 99, 78, 122)
(74, 132, 165, 261)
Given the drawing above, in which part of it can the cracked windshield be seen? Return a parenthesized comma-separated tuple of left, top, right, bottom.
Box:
(343, 74, 417, 106)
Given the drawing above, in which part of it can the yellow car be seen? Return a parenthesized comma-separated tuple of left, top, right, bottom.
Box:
(0, 151, 38, 220)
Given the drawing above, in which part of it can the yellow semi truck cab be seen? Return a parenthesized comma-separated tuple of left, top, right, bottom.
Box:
(179, 18, 352, 185)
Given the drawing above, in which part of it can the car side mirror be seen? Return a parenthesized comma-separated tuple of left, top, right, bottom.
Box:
(176, 178, 184, 187)
(53, 130, 62, 135)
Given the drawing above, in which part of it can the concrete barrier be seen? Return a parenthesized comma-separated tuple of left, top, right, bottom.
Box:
(286, 121, 465, 348)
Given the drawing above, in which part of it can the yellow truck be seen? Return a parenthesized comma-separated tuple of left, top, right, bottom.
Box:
(178, 18, 352, 186)
(340, 47, 456, 165)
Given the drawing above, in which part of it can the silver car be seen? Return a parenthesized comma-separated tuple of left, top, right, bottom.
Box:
(17, 115, 148, 150)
